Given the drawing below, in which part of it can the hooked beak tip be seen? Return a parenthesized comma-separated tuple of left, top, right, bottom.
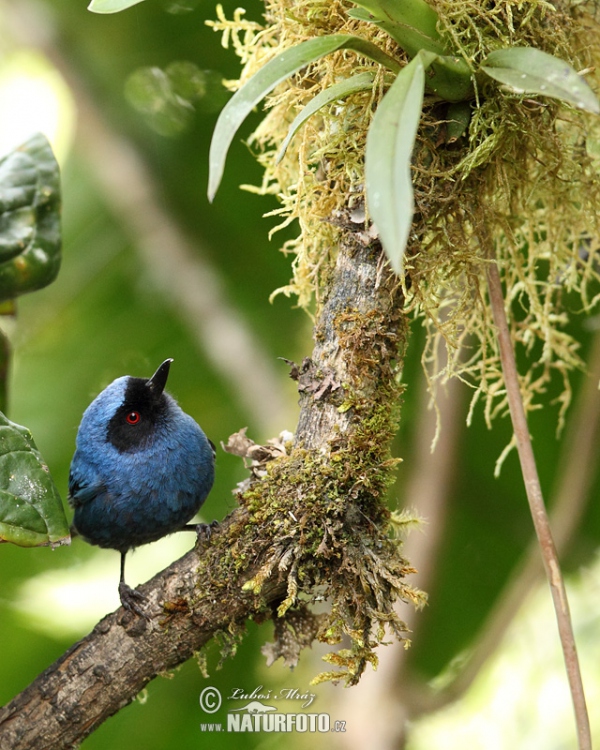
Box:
(148, 358, 173, 395)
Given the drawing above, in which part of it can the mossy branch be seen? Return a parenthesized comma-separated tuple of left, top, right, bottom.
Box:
(0, 234, 418, 749)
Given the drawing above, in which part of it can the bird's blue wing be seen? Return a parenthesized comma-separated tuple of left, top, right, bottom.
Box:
(68, 459, 105, 508)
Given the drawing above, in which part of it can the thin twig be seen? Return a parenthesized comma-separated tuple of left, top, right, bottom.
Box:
(404, 327, 600, 716)
(486, 257, 591, 750)
(0, 325, 10, 415)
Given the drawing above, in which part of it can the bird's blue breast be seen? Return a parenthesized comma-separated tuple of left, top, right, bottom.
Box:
(69, 377, 215, 551)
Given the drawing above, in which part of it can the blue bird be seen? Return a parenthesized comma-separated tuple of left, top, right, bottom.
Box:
(68, 359, 216, 617)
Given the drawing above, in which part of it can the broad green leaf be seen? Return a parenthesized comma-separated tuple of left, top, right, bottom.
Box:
(0, 134, 61, 302)
(349, 0, 473, 101)
(427, 54, 473, 102)
(0, 412, 69, 547)
(276, 72, 376, 164)
(351, 0, 445, 57)
(366, 54, 426, 274)
(88, 0, 146, 12)
(481, 47, 600, 115)
(208, 34, 401, 202)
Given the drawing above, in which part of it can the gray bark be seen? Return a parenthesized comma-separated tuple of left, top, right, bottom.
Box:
(0, 236, 405, 749)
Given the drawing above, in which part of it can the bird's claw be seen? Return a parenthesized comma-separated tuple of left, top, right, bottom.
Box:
(195, 519, 219, 543)
(119, 581, 151, 620)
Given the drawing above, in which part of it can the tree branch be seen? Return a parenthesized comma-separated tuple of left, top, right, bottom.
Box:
(0, 528, 282, 750)
(0, 237, 412, 749)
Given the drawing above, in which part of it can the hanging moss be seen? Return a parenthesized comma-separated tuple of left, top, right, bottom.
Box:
(209, 0, 600, 437)
(233, 285, 423, 683)
(203, 0, 600, 684)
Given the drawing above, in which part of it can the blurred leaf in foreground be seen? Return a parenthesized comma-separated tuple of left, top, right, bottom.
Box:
(0, 133, 61, 302)
(88, 0, 146, 13)
(0, 412, 69, 548)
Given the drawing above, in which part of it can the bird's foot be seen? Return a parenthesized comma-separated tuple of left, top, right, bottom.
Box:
(195, 519, 220, 543)
(119, 581, 151, 620)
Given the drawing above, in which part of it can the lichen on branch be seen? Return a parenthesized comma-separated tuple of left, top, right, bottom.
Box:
(209, 0, 600, 439)
(223, 235, 425, 684)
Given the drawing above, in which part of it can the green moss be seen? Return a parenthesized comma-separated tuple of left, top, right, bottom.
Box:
(211, 0, 600, 429)
(201, 0, 600, 681)
(191, 290, 421, 684)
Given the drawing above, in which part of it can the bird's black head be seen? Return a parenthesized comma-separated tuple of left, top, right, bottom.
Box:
(106, 359, 173, 452)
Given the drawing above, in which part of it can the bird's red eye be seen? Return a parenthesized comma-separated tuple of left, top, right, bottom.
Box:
(126, 411, 141, 425)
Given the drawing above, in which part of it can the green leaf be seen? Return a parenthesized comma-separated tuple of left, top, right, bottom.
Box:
(276, 72, 376, 164)
(365, 53, 427, 274)
(0, 133, 61, 302)
(351, 0, 446, 57)
(349, 0, 473, 101)
(0, 412, 69, 547)
(446, 100, 472, 143)
(481, 47, 600, 115)
(347, 8, 374, 22)
(88, 0, 146, 12)
(427, 54, 473, 102)
(208, 34, 401, 202)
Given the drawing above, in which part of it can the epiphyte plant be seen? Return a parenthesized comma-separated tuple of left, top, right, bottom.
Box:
(203, 2, 600, 742)
(207, 0, 600, 274)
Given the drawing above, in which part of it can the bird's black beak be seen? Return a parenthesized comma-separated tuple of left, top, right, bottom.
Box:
(147, 358, 173, 397)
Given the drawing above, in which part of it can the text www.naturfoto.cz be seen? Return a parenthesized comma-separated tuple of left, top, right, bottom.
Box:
(200, 714, 346, 733)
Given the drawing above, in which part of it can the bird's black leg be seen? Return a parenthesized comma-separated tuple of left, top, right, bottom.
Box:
(118, 550, 150, 619)
(180, 519, 220, 542)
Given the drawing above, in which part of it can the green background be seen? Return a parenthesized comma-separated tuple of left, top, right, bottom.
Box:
(1, 1, 599, 747)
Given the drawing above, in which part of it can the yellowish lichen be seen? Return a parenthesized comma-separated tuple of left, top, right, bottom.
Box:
(208, 0, 600, 446)
(204, 0, 600, 686)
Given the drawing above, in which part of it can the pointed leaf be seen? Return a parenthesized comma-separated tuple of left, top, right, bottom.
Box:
(208, 34, 401, 201)
(347, 8, 374, 22)
(276, 72, 376, 164)
(0, 413, 69, 547)
(0, 133, 61, 302)
(365, 54, 426, 274)
(446, 100, 472, 142)
(349, 0, 473, 102)
(351, 0, 445, 57)
(88, 0, 146, 12)
(481, 47, 600, 114)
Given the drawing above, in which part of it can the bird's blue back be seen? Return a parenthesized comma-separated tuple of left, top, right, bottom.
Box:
(69, 375, 215, 552)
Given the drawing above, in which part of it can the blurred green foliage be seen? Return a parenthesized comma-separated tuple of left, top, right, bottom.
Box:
(1, 1, 600, 748)
(0, 133, 61, 303)
(0, 133, 70, 546)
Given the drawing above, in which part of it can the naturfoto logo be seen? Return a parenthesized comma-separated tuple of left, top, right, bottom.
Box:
(199, 686, 347, 734)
